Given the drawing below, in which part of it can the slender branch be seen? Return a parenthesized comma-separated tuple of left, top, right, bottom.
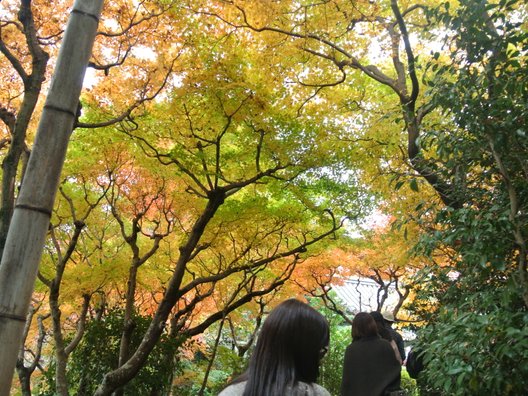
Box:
(64, 294, 91, 355)
(77, 57, 177, 129)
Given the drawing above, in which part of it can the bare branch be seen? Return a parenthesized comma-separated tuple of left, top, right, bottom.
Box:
(64, 294, 91, 355)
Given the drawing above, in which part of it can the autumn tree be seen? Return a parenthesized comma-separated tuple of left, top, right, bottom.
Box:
(88, 51, 351, 392)
(0, 1, 106, 392)
(41, 191, 99, 396)
(13, 8, 361, 391)
(0, 0, 180, 257)
(198, 0, 455, 206)
(1, 1, 477, 394)
(350, 221, 424, 316)
(0, 1, 194, 393)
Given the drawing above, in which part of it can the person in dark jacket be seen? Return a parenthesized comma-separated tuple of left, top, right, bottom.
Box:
(340, 312, 401, 396)
(382, 312, 405, 362)
(370, 311, 402, 364)
(405, 348, 425, 379)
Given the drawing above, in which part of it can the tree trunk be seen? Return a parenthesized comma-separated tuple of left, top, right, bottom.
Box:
(113, 264, 140, 396)
(0, 0, 49, 258)
(0, 1, 104, 394)
(94, 192, 227, 396)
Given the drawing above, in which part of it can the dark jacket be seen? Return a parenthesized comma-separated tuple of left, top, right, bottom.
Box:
(405, 349, 424, 379)
(340, 336, 401, 396)
(387, 327, 405, 361)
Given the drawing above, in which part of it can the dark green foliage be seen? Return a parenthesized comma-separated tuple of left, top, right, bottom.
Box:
(171, 341, 247, 396)
(416, 282, 528, 394)
(34, 361, 58, 396)
(319, 322, 349, 396)
(409, 0, 528, 394)
(38, 309, 181, 396)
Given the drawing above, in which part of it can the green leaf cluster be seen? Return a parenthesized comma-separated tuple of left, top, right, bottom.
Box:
(63, 309, 180, 396)
(409, 0, 528, 393)
(417, 284, 528, 395)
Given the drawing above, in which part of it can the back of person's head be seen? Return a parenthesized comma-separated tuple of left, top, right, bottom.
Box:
(369, 311, 393, 342)
(352, 312, 379, 340)
(242, 298, 329, 396)
(369, 310, 385, 324)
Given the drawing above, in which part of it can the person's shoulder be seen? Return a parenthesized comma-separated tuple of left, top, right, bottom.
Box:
(374, 337, 397, 352)
(311, 382, 332, 396)
(218, 381, 246, 396)
(390, 327, 403, 339)
(348, 336, 380, 350)
(299, 381, 331, 396)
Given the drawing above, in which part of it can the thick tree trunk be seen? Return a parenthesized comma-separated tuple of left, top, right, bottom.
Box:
(0, 1, 103, 394)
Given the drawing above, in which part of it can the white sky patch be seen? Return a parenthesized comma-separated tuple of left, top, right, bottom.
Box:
(102, 17, 120, 32)
(83, 67, 99, 89)
(363, 210, 391, 228)
(132, 45, 157, 61)
(345, 209, 391, 238)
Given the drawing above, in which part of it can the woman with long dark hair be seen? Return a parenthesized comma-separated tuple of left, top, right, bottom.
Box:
(340, 312, 401, 396)
(219, 299, 331, 396)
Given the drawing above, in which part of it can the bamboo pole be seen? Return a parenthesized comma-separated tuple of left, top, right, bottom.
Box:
(0, 1, 104, 394)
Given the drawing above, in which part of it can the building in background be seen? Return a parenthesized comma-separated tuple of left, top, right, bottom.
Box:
(333, 277, 400, 313)
(332, 277, 415, 345)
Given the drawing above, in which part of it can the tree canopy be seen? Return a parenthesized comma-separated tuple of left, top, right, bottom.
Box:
(0, 0, 526, 395)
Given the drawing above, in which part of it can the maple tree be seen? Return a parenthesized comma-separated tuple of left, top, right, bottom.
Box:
(3, 2, 356, 391)
(194, 2, 528, 394)
(0, 1, 105, 393)
(0, 0, 429, 392)
(351, 221, 424, 315)
(0, 0, 178, 256)
(197, 0, 452, 202)
(87, 51, 353, 392)
(1, 0, 525, 395)
(288, 219, 424, 328)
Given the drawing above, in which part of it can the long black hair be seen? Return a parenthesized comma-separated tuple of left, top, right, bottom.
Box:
(240, 298, 329, 396)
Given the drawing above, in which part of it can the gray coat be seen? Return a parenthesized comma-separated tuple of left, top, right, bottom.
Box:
(219, 380, 331, 396)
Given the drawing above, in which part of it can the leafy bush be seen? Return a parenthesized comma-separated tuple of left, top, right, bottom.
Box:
(42, 308, 181, 395)
(319, 323, 350, 395)
(416, 285, 528, 395)
(400, 369, 419, 396)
